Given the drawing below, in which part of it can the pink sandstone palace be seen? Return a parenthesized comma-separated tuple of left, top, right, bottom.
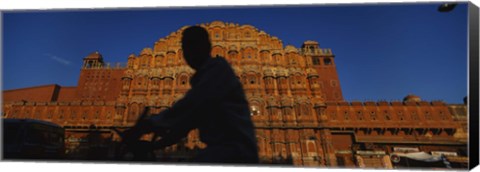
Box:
(2, 21, 469, 168)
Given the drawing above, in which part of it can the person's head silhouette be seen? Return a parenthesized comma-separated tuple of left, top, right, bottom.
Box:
(181, 26, 212, 70)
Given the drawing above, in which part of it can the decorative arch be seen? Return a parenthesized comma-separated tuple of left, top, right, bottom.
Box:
(176, 72, 190, 87)
(248, 97, 265, 116)
(241, 47, 257, 59)
(294, 97, 311, 116)
(127, 103, 142, 122)
(211, 45, 225, 57)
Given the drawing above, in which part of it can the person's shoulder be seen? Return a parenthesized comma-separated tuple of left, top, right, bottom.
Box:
(208, 57, 236, 74)
(210, 56, 231, 67)
(212, 56, 228, 63)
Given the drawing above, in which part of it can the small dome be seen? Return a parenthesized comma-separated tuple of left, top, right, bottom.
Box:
(84, 51, 103, 60)
(128, 53, 136, 59)
(209, 21, 226, 28)
(284, 45, 298, 53)
(403, 94, 421, 102)
(140, 48, 153, 55)
(303, 40, 319, 45)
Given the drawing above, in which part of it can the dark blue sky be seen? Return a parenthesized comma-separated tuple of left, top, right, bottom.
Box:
(3, 3, 468, 103)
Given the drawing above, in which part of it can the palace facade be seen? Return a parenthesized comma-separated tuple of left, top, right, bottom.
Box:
(2, 21, 468, 168)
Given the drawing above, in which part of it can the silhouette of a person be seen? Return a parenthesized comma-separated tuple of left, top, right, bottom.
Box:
(125, 26, 259, 164)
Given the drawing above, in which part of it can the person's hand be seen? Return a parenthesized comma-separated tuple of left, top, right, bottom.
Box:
(122, 108, 155, 145)
(122, 124, 150, 145)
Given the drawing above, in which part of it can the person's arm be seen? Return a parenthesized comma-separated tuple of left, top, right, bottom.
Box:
(152, 122, 191, 149)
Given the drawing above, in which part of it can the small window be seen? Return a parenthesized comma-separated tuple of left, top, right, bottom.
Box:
(312, 57, 320, 65)
(357, 111, 363, 120)
(425, 111, 432, 120)
(331, 112, 337, 120)
(250, 105, 260, 116)
(398, 112, 404, 120)
(412, 112, 419, 120)
(336, 156, 345, 166)
(324, 58, 332, 65)
(439, 111, 447, 120)
(330, 80, 337, 87)
(245, 32, 251, 38)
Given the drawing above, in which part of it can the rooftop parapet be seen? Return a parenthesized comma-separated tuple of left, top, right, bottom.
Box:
(325, 99, 450, 107)
(300, 47, 333, 56)
(82, 62, 127, 69)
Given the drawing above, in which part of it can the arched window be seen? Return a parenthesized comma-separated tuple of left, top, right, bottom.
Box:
(129, 104, 140, 121)
(250, 105, 260, 116)
(249, 76, 256, 84)
(245, 31, 251, 38)
(178, 74, 189, 86)
(296, 76, 302, 85)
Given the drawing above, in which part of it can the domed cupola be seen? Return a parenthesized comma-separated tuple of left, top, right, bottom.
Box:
(403, 94, 421, 103)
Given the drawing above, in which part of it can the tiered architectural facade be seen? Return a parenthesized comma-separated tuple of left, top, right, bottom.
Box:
(2, 21, 468, 168)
